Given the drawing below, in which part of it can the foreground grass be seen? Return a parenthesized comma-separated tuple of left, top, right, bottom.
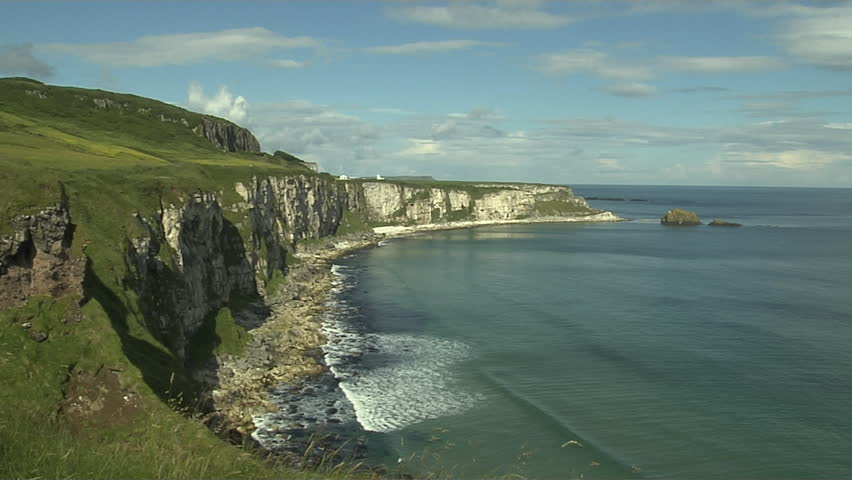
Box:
(0, 78, 364, 479)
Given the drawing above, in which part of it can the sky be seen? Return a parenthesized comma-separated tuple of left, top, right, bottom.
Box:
(2, 1, 852, 187)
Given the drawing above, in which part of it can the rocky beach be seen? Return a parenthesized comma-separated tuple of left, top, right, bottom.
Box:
(200, 212, 622, 467)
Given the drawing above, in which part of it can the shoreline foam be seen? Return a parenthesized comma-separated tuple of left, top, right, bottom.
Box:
(223, 211, 620, 462)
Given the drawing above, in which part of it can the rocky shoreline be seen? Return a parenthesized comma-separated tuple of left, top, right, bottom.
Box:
(201, 211, 622, 468)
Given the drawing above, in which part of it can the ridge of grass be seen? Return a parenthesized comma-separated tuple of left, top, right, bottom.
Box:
(0, 78, 365, 479)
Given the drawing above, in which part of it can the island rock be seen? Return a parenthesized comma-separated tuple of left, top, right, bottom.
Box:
(708, 219, 742, 227)
(661, 208, 701, 225)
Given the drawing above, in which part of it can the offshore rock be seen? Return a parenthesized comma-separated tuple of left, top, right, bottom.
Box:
(661, 208, 701, 225)
(708, 219, 742, 227)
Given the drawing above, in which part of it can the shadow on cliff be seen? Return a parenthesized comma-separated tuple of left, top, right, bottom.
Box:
(83, 259, 192, 405)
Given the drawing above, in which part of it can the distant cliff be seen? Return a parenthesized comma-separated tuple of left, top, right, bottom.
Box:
(5, 76, 261, 154)
(119, 176, 598, 357)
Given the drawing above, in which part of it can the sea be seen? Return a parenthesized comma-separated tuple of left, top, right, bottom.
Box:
(312, 186, 852, 479)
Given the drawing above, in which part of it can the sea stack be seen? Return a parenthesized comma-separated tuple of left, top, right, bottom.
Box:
(661, 208, 701, 225)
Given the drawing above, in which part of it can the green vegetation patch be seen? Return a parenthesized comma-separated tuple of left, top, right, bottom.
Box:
(186, 307, 249, 369)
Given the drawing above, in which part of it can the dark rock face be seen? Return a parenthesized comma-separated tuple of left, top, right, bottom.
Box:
(709, 219, 742, 227)
(125, 193, 257, 359)
(0, 193, 86, 310)
(661, 208, 701, 225)
(192, 117, 261, 153)
(125, 174, 353, 359)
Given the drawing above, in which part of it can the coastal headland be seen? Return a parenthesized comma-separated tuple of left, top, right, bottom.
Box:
(0, 77, 619, 478)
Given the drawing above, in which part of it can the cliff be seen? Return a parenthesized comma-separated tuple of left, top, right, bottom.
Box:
(0, 191, 85, 310)
(356, 181, 591, 223)
(120, 176, 598, 358)
(193, 117, 261, 153)
(1, 76, 261, 154)
(0, 78, 613, 478)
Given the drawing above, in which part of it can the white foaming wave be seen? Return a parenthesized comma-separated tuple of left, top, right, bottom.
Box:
(378, 240, 389, 246)
(336, 331, 481, 432)
(322, 261, 482, 433)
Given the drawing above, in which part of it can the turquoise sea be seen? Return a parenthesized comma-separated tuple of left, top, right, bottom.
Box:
(324, 186, 852, 479)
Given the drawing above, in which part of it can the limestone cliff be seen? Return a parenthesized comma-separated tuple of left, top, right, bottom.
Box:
(124, 174, 355, 357)
(3, 173, 599, 360)
(356, 181, 590, 223)
(125, 193, 256, 358)
(0, 192, 85, 310)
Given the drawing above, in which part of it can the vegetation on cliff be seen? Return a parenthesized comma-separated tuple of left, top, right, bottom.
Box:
(0, 78, 357, 479)
(0, 78, 599, 479)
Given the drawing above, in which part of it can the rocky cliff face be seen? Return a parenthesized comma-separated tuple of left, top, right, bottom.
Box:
(124, 174, 356, 357)
(126, 193, 256, 358)
(192, 117, 261, 153)
(0, 194, 85, 310)
(4, 175, 593, 360)
(357, 181, 589, 223)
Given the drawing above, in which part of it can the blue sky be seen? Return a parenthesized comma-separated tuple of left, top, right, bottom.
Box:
(2, 1, 852, 187)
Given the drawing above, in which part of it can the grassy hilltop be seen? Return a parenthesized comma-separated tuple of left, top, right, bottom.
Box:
(0, 77, 366, 479)
(0, 78, 596, 480)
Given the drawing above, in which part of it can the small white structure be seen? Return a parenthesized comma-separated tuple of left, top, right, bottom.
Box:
(376, 174, 385, 181)
(338, 175, 350, 180)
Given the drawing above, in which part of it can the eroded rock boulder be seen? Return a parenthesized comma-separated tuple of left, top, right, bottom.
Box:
(0, 193, 86, 310)
(661, 208, 701, 225)
(708, 219, 742, 227)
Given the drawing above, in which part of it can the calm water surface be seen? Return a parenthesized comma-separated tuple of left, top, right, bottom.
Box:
(326, 186, 852, 479)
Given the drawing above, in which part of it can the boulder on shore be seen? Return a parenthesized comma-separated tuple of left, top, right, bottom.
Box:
(661, 209, 701, 225)
(708, 219, 742, 227)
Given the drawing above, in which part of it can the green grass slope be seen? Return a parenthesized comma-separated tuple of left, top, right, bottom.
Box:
(0, 78, 368, 479)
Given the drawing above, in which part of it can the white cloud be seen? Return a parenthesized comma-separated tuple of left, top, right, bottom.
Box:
(186, 82, 248, 123)
(779, 5, 852, 70)
(427, 107, 506, 140)
(726, 149, 852, 169)
(0, 43, 53, 78)
(597, 158, 624, 171)
(607, 82, 657, 97)
(44, 27, 321, 67)
(660, 56, 785, 73)
(245, 99, 381, 173)
(388, 1, 573, 29)
(368, 107, 413, 115)
(266, 58, 306, 69)
(367, 40, 497, 55)
(399, 139, 444, 156)
(537, 49, 652, 80)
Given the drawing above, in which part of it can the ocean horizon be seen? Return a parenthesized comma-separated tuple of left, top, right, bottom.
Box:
(310, 184, 852, 479)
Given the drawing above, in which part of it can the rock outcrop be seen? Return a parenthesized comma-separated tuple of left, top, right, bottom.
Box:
(357, 182, 590, 224)
(661, 208, 701, 225)
(0, 192, 85, 310)
(192, 117, 261, 153)
(708, 219, 742, 227)
(125, 175, 352, 357)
